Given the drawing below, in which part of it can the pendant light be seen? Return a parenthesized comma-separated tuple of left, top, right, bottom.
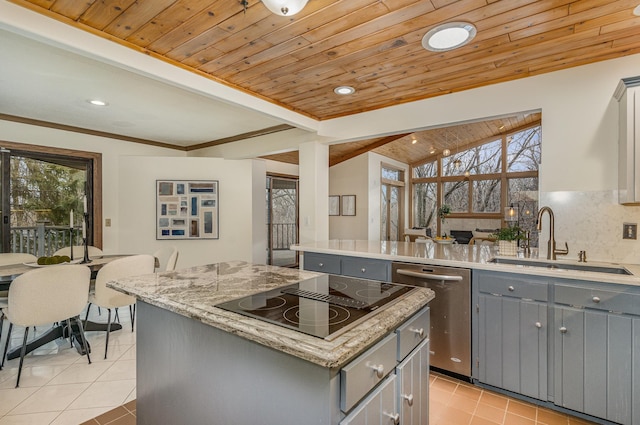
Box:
(262, 0, 309, 16)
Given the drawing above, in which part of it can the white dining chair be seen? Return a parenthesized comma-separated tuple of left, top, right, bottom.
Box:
(153, 246, 179, 271)
(53, 245, 103, 259)
(55, 246, 104, 318)
(87, 254, 155, 359)
(0, 253, 37, 369)
(1, 265, 92, 387)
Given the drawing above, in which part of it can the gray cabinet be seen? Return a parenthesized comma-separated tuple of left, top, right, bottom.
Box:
(340, 374, 398, 425)
(475, 271, 549, 400)
(397, 338, 429, 425)
(340, 306, 430, 425)
(554, 282, 640, 425)
(303, 252, 391, 282)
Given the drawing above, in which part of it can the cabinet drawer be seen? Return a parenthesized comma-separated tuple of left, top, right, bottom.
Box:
(340, 333, 397, 413)
(477, 273, 548, 301)
(342, 257, 390, 282)
(554, 283, 640, 315)
(396, 307, 430, 362)
(303, 252, 341, 274)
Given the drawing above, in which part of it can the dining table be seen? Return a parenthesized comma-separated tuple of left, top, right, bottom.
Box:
(0, 254, 146, 360)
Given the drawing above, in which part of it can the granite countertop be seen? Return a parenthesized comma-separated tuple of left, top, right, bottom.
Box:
(292, 240, 640, 286)
(107, 260, 434, 369)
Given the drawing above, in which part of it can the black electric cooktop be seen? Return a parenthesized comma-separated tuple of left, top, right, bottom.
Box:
(216, 274, 415, 341)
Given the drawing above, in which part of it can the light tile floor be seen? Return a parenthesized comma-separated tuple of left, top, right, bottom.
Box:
(0, 307, 136, 425)
(0, 308, 600, 425)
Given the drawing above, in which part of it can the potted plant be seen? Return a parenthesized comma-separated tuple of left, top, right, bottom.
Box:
(493, 226, 523, 256)
(437, 205, 451, 238)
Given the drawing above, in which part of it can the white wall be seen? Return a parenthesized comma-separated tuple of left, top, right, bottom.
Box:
(329, 154, 369, 240)
(118, 156, 265, 268)
(0, 119, 183, 253)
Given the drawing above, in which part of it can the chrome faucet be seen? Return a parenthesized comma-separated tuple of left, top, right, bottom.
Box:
(536, 206, 569, 260)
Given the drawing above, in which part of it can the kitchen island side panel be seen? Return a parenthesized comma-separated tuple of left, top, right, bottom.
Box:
(136, 301, 341, 425)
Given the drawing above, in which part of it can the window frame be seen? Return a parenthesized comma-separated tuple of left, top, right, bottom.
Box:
(409, 121, 540, 234)
(0, 140, 103, 249)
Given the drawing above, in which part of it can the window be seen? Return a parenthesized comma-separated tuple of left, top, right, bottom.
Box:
(0, 141, 102, 254)
(411, 123, 540, 241)
(381, 165, 405, 241)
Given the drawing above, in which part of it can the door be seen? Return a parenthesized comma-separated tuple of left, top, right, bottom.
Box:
(266, 175, 299, 267)
(397, 338, 429, 425)
(0, 148, 9, 252)
(478, 294, 547, 400)
(381, 184, 402, 241)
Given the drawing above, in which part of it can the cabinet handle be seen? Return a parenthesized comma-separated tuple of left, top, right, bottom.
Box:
(535, 322, 542, 328)
(361, 268, 366, 273)
(402, 393, 414, 406)
(318, 263, 324, 267)
(369, 364, 385, 379)
(410, 328, 425, 338)
(592, 296, 600, 303)
(508, 285, 515, 292)
(384, 412, 400, 425)
(559, 326, 567, 334)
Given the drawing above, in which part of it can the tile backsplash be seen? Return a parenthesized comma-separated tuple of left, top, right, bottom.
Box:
(539, 190, 640, 264)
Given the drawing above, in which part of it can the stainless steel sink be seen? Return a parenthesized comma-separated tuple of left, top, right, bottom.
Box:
(489, 257, 632, 275)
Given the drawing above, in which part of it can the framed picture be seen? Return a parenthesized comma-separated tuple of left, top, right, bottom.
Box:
(342, 195, 356, 216)
(156, 180, 219, 240)
(329, 195, 340, 216)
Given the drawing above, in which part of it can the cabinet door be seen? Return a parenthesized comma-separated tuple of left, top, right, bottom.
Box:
(555, 306, 638, 425)
(340, 374, 398, 425)
(478, 294, 547, 400)
(397, 338, 429, 425)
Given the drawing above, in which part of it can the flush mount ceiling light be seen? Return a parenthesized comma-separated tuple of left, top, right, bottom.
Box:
(442, 148, 451, 157)
(422, 22, 477, 52)
(87, 99, 108, 106)
(334, 86, 355, 95)
(634, 4, 640, 16)
(262, 0, 309, 16)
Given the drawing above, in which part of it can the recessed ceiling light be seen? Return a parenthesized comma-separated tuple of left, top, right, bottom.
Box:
(411, 137, 417, 144)
(429, 147, 436, 154)
(334, 86, 355, 95)
(634, 4, 640, 16)
(422, 22, 477, 52)
(87, 99, 108, 106)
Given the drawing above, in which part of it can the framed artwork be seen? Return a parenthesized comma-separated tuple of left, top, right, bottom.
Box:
(329, 195, 340, 216)
(342, 195, 356, 216)
(156, 180, 219, 240)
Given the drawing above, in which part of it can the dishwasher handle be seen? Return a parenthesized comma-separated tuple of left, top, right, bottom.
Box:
(395, 268, 463, 281)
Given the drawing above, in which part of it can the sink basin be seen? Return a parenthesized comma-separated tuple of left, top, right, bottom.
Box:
(489, 257, 632, 275)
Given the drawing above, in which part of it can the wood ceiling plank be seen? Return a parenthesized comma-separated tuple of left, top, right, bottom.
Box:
(474, 0, 574, 32)
(78, 0, 136, 30)
(145, 0, 234, 54)
(50, 0, 95, 20)
(330, 134, 410, 166)
(574, 9, 639, 33)
(261, 0, 382, 46)
(124, 0, 216, 47)
(508, 0, 638, 41)
(568, 0, 621, 15)
(214, 36, 312, 80)
(25, 0, 53, 8)
(300, 1, 414, 45)
(167, 26, 233, 62)
(103, 0, 177, 39)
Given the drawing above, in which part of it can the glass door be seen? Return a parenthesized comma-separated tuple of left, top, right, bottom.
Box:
(266, 175, 299, 267)
(0, 148, 10, 252)
(381, 184, 401, 241)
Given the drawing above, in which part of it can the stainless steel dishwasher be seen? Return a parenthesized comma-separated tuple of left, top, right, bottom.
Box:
(392, 262, 471, 377)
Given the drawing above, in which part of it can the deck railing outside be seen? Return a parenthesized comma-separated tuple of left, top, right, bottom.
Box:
(269, 223, 297, 250)
(9, 224, 83, 257)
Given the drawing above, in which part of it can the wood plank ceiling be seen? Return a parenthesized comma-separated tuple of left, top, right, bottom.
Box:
(9, 1, 637, 165)
(261, 111, 542, 166)
(12, 0, 640, 121)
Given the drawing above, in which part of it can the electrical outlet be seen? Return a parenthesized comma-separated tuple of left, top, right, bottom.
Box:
(105, 218, 111, 227)
(623, 223, 637, 239)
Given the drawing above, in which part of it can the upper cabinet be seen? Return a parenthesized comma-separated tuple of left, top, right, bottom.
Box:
(614, 77, 640, 205)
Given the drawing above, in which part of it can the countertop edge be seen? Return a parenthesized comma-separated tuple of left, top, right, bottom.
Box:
(291, 241, 640, 286)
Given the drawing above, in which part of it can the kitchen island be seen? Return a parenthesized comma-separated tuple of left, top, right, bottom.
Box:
(108, 261, 434, 425)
